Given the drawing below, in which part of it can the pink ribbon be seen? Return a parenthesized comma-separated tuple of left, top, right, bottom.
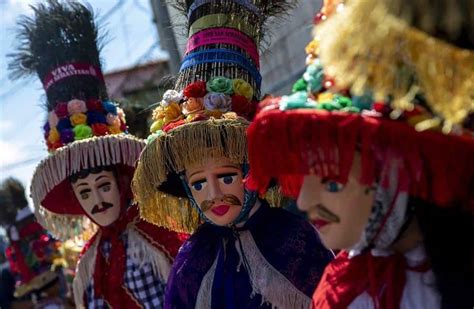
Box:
(42, 62, 104, 90)
(186, 28, 260, 67)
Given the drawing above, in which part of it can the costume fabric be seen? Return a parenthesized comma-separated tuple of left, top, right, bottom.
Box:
(165, 201, 334, 308)
(313, 245, 440, 309)
(75, 205, 183, 308)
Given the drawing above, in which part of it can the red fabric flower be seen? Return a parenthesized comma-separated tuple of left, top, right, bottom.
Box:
(50, 141, 64, 151)
(54, 102, 69, 118)
(92, 123, 110, 136)
(119, 119, 128, 132)
(163, 119, 186, 133)
(86, 98, 104, 112)
(183, 81, 207, 98)
(231, 95, 252, 117)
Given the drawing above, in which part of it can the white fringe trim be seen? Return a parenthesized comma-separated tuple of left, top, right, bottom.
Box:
(236, 231, 312, 309)
(195, 253, 220, 308)
(30, 135, 144, 237)
(127, 226, 172, 281)
(72, 233, 100, 308)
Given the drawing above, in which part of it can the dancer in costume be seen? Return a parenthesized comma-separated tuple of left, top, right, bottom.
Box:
(247, 0, 474, 308)
(132, 1, 334, 308)
(0, 178, 66, 308)
(9, 1, 186, 307)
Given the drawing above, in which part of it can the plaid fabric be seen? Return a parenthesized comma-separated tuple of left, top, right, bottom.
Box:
(85, 231, 166, 308)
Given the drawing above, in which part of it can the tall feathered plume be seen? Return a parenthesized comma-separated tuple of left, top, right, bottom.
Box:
(0, 178, 28, 227)
(8, 0, 107, 111)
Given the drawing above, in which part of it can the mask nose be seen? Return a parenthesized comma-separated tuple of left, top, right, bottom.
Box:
(207, 176, 224, 201)
(297, 175, 321, 212)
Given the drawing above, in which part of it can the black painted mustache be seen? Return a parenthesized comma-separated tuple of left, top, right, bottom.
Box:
(91, 202, 114, 214)
(315, 204, 341, 223)
(200, 194, 242, 212)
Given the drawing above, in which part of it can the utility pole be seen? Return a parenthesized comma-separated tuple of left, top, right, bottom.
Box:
(150, 0, 181, 74)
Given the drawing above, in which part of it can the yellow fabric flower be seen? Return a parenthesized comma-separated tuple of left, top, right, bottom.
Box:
(108, 125, 122, 134)
(70, 113, 87, 126)
(150, 119, 165, 133)
(232, 79, 254, 100)
(47, 127, 60, 143)
(163, 103, 183, 125)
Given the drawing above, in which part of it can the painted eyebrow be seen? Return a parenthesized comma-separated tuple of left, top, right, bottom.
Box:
(216, 172, 238, 178)
(190, 178, 207, 186)
(188, 170, 204, 179)
(95, 175, 108, 181)
(76, 182, 88, 187)
(79, 188, 91, 195)
(98, 182, 111, 189)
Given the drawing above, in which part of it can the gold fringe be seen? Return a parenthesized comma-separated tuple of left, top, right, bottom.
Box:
(317, 0, 474, 126)
(31, 134, 145, 238)
(133, 118, 250, 232)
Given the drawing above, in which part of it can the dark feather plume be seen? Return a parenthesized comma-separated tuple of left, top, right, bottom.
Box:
(0, 178, 28, 227)
(8, 0, 108, 110)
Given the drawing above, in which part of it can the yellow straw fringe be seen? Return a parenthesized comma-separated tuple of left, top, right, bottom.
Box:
(133, 118, 250, 232)
(317, 0, 474, 126)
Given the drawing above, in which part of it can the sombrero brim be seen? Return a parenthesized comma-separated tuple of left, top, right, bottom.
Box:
(247, 103, 474, 210)
(31, 134, 145, 239)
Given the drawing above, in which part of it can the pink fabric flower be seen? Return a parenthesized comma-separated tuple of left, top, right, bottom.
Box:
(48, 111, 59, 128)
(67, 99, 87, 115)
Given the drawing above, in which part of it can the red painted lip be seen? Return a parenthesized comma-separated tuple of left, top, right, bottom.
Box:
(211, 205, 231, 216)
(312, 219, 330, 230)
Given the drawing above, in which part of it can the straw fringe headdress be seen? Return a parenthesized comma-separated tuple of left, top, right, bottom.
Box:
(316, 0, 474, 131)
(133, 0, 295, 233)
(9, 0, 145, 240)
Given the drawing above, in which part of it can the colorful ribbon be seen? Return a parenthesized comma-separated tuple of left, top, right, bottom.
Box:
(180, 49, 262, 87)
(186, 28, 260, 67)
(42, 62, 104, 91)
(189, 14, 259, 41)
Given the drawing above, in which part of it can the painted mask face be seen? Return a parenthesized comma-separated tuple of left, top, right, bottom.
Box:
(185, 156, 245, 226)
(71, 170, 121, 227)
(297, 154, 375, 250)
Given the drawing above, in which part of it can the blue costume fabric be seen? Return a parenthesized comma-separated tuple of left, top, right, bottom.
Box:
(165, 200, 334, 308)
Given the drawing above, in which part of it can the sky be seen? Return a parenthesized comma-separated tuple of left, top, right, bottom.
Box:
(0, 0, 168, 205)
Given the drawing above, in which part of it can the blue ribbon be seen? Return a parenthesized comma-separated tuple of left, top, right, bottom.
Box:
(188, 0, 261, 19)
(180, 49, 262, 88)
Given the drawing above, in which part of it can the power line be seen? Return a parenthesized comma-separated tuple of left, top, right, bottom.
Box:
(0, 82, 25, 102)
(98, 0, 127, 24)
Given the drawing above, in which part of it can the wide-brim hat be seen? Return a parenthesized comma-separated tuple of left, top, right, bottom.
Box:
(246, 0, 474, 211)
(316, 0, 474, 129)
(32, 134, 145, 239)
(9, 1, 146, 239)
(132, 0, 295, 232)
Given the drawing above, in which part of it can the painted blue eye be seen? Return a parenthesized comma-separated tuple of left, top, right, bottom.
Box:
(191, 181, 207, 192)
(223, 175, 234, 184)
(325, 181, 344, 193)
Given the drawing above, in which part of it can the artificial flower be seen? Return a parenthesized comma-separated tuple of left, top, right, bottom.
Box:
(232, 79, 254, 100)
(280, 91, 315, 110)
(231, 95, 252, 117)
(102, 100, 118, 115)
(150, 119, 165, 133)
(303, 61, 324, 94)
(182, 97, 204, 115)
(57, 118, 72, 131)
(54, 102, 69, 118)
(92, 123, 110, 136)
(205, 110, 224, 119)
(206, 77, 233, 95)
(86, 99, 104, 112)
(67, 99, 87, 115)
(162, 90, 183, 106)
(70, 113, 87, 126)
(183, 81, 207, 98)
(204, 92, 232, 112)
(47, 127, 60, 143)
(292, 78, 308, 93)
(73, 124, 93, 140)
(60, 129, 74, 144)
(108, 125, 122, 135)
(162, 103, 183, 124)
(106, 113, 119, 126)
(87, 111, 107, 124)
